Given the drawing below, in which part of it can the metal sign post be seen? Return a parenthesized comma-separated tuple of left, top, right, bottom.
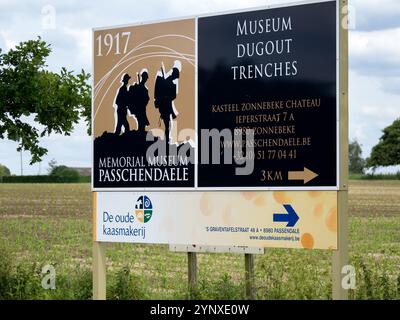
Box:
(332, 0, 349, 300)
(170, 245, 264, 299)
(188, 252, 198, 296)
(93, 240, 106, 300)
(93, 193, 106, 300)
(245, 254, 256, 299)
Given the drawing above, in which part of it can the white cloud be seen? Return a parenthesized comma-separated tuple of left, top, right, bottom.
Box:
(351, 0, 400, 14)
(379, 76, 400, 95)
(350, 28, 400, 68)
(360, 105, 399, 119)
(0, 30, 17, 50)
(350, 0, 400, 30)
(62, 27, 91, 69)
(349, 70, 399, 158)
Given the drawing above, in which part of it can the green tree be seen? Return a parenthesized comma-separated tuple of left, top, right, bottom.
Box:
(50, 165, 80, 182)
(0, 164, 11, 179)
(349, 139, 366, 174)
(0, 37, 91, 164)
(367, 118, 400, 169)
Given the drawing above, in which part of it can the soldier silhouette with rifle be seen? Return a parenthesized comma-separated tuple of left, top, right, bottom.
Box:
(154, 61, 181, 145)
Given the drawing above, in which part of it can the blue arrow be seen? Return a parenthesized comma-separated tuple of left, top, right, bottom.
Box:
(273, 204, 299, 227)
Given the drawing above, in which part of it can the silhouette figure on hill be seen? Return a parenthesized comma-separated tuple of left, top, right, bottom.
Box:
(129, 70, 150, 132)
(114, 73, 131, 136)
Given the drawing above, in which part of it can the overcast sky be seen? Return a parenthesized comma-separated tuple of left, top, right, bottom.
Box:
(0, 0, 399, 175)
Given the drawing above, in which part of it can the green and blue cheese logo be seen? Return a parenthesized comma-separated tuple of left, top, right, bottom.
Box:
(135, 195, 153, 223)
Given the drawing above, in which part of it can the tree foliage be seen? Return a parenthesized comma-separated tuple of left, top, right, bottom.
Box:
(0, 164, 11, 178)
(0, 37, 91, 164)
(49, 165, 80, 182)
(349, 139, 366, 174)
(367, 119, 400, 169)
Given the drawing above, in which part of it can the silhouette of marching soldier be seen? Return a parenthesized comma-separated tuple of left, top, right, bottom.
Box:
(154, 61, 181, 144)
(114, 73, 131, 136)
(129, 70, 150, 132)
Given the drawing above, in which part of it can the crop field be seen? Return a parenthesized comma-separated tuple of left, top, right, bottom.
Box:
(0, 180, 399, 300)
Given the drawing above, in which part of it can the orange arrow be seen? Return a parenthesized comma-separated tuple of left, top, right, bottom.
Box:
(288, 167, 318, 184)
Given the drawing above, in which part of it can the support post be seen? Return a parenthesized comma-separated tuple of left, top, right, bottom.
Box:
(245, 253, 256, 299)
(93, 241, 106, 300)
(332, 191, 348, 299)
(188, 252, 198, 296)
(332, 0, 349, 300)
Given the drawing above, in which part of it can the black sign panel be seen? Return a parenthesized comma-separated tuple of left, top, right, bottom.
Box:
(198, 1, 337, 188)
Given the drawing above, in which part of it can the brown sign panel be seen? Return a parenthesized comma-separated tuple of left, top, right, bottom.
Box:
(92, 19, 196, 189)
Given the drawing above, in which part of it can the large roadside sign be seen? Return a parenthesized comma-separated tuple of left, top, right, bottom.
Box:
(92, 0, 346, 251)
(92, 0, 339, 191)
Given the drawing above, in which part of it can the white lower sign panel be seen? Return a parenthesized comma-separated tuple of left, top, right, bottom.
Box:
(94, 191, 338, 250)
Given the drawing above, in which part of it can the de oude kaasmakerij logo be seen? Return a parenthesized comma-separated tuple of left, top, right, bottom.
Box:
(135, 195, 153, 223)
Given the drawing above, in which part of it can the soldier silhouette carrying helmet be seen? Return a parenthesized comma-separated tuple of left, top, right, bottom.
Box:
(114, 73, 131, 136)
